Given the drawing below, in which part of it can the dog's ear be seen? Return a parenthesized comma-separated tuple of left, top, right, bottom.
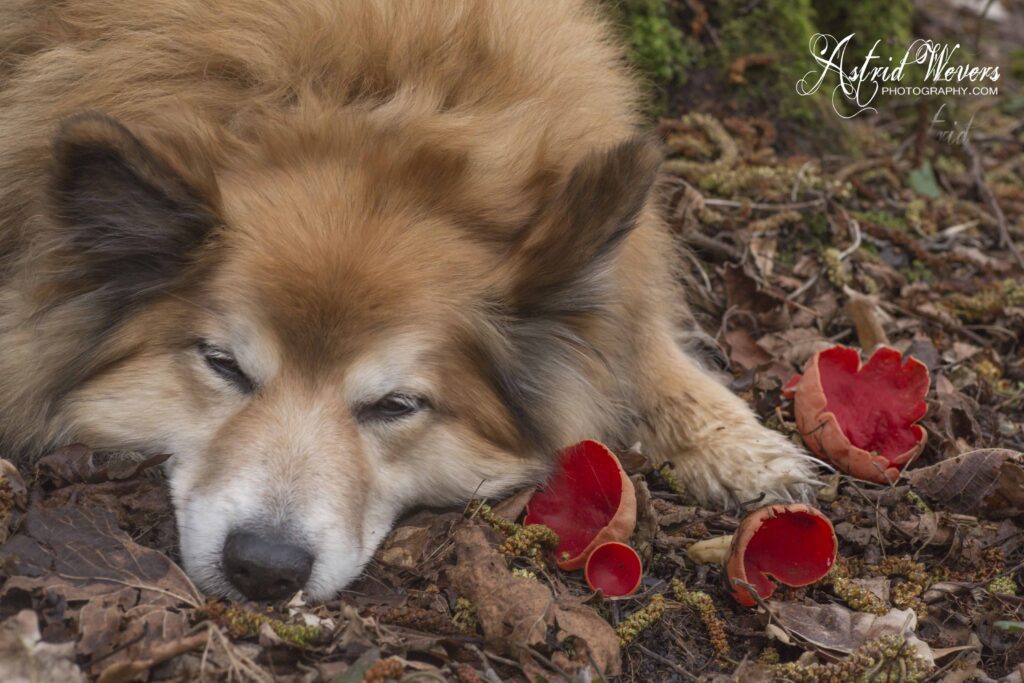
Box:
(508, 136, 661, 314)
(49, 112, 219, 302)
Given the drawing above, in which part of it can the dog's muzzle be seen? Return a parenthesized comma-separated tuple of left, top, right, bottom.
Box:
(222, 529, 314, 601)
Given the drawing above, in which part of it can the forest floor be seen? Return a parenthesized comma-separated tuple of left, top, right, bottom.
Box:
(2, 2, 1024, 682)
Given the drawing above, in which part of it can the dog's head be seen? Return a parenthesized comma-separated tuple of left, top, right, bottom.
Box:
(42, 112, 659, 600)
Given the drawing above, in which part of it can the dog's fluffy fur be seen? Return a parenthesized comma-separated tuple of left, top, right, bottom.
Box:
(0, 0, 817, 599)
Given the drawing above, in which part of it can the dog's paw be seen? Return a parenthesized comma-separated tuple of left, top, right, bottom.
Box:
(663, 423, 827, 508)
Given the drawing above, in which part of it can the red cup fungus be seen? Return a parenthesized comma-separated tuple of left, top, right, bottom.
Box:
(524, 439, 637, 571)
(783, 345, 929, 483)
(687, 504, 837, 607)
(584, 542, 643, 596)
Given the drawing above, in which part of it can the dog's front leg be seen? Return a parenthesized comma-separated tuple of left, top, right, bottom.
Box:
(634, 328, 823, 507)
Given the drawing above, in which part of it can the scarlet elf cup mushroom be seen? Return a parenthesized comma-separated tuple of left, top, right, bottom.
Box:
(524, 440, 642, 596)
(584, 542, 643, 596)
(686, 504, 837, 607)
(784, 345, 930, 484)
(525, 440, 637, 571)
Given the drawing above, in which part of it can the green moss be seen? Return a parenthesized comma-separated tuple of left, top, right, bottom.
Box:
(854, 210, 910, 233)
(205, 602, 325, 648)
(609, 0, 696, 85)
(903, 260, 934, 283)
(627, 9, 694, 83)
(606, 0, 697, 114)
(858, 241, 880, 257)
(711, 0, 819, 121)
(612, 0, 919, 126)
(814, 0, 913, 65)
(1011, 48, 1024, 82)
(806, 212, 832, 247)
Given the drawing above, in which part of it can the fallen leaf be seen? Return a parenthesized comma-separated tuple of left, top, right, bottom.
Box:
(448, 522, 621, 674)
(749, 232, 778, 278)
(95, 629, 208, 683)
(724, 328, 773, 370)
(908, 161, 941, 199)
(35, 444, 170, 489)
(0, 503, 197, 608)
(757, 328, 833, 368)
(767, 602, 934, 665)
(723, 263, 791, 329)
(491, 486, 536, 522)
(449, 523, 554, 656)
(0, 497, 199, 679)
(377, 524, 431, 570)
(906, 449, 1024, 519)
(553, 602, 621, 676)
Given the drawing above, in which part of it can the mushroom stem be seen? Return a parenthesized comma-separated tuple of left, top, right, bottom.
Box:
(686, 535, 734, 564)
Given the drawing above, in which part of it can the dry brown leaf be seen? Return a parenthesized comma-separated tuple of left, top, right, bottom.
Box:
(449, 523, 554, 656)
(95, 629, 209, 683)
(35, 444, 170, 489)
(0, 503, 197, 608)
(750, 233, 778, 278)
(767, 602, 934, 665)
(491, 486, 535, 521)
(906, 449, 1024, 519)
(0, 497, 199, 679)
(756, 328, 832, 368)
(448, 522, 621, 675)
(377, 524, 432, 570)
(724, 328, 773, 370)
(553, 602, 621, 676)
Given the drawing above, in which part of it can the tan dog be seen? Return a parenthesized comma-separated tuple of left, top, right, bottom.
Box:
(0, 0, 817, 600)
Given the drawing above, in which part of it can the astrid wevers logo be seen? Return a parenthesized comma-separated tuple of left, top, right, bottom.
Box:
(797, 34, 1000, 121)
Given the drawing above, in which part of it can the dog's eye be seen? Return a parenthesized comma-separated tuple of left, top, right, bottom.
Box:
(198, 342, 255, 394)
(358, 392, 427, 423)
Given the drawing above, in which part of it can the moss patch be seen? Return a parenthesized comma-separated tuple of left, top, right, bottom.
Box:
(710, 0, 819, 121)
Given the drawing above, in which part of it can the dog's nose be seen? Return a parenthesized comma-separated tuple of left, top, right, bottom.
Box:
(222, 530, 314, 601)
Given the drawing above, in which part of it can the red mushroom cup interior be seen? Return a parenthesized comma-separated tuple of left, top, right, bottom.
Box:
(728, 504, 837, 607)
(789, 346, 929, 483)
(584, 542, 642, 597)
(524, 440, 637, 570)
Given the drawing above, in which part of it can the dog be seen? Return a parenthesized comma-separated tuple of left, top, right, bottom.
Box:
(0, 0, 817, 601)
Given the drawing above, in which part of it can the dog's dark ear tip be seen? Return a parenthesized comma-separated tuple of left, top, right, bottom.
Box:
(52, 112, 141, 164)
(619, 134, 665, 184)
(46, 111, 218, 301)
(50, 111, 217, 213)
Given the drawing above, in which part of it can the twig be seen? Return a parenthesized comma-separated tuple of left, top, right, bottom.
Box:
(686, 232, 742, 261)
(55, 573, 200, 608)
(787, 270, 821, 301)
(965, 139, 1024, 270)
(526, 647, 572, 681)
(837, 212, 862, 260)
(702, 197, 826, 212)
(467, 645, 509, 683)
(634, 644, 698, 681)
